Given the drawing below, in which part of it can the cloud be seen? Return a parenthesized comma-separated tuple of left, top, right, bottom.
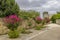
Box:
(42, 0, 58, 8)
(15, 0, 46, 8)
(15, 0, 60, 12)
(28, 0, 40, 3)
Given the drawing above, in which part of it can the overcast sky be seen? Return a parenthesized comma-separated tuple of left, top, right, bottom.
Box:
(15, 0, 60, 18)
(15, 0, 60, 12)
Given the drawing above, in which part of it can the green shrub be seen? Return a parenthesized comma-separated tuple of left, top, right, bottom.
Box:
(35, 25, 45, 30)
(20, 28, 26, 33)
(20, 28, 32, 34)
(19, 10, 40, 20)
(41, 20, 46, 25)
(28, 22, 32, 26)
(0, 0, 19, 17)
(51, 14, 60, 23)
(51, 15, 56, 23)
(8, 30, 19, 38)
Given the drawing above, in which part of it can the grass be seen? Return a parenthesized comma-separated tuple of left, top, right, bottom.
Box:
(20, 28, 32, 34)
(35, 25, 46, 30)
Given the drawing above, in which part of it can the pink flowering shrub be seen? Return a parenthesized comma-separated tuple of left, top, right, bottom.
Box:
(4, 14, 21, 31)
(4, 15, 20, 24)
(35, 16, 42, 24)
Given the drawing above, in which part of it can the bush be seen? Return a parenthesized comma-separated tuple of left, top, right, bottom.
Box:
(35, 25, 45, 30)
(51, 14, 60, 23)
(3, 14, 21, 31)
(8, 30, 19, 38)
(0, 0, 19, 17)
(19, 10, 40, 20)
(35, 16, 42, 24)
(28, 22, 32, 26)
(41, 20, 46, 25)
(51, 15, 56, 23)
(20, 28, 32, 34)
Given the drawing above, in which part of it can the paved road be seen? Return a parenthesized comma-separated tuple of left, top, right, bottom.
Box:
(31, 27, 60, 40)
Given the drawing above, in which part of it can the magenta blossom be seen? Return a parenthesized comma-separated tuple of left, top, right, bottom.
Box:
(35, 16, 42, 21)
(9, 15, 17, 19)
(4, 14, 21, 24)
(35, 16, 42, 24)
(9, 14, 20, 22)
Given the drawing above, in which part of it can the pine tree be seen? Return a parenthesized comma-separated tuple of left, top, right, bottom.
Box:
(0, 0, 20, 17)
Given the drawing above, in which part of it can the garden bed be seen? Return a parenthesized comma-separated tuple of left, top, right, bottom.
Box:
(0, 0, 51, 39)
(0, 26, 48, 40)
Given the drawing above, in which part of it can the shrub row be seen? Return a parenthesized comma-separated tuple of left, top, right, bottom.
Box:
(51, 14, 60, 23)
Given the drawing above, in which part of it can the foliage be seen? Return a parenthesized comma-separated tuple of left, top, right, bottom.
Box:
(51, 15, 56, 23)
(28, 10, 40, 18)
(51, 14, 60, 23)
(41, 20, 46, 25)
(0, 0, 19, 17)
(57, 12, 60, 14)
(28, 22, 32, 26)
(35, 25, 45, 30)
(19, 10, 40, 20)
(4, 14, 20, 31)
(20, 28, 32, 34)
(8, 30, 19, 38)
(19, 11, 29, 20)
(35, 16, 42, 24)
(20, 28, 26, 33)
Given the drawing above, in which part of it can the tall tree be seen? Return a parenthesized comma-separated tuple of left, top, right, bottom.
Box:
(0, 0, 20, 17)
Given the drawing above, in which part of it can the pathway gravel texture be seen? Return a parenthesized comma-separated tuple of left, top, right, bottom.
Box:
(31, 24, 60, 40)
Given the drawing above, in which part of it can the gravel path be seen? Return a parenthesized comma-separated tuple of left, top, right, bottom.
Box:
(31, 24, 60, 40)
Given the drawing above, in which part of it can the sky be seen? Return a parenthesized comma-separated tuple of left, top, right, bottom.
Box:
(15, 0, 60, 12)
(15, 0, 60, 18)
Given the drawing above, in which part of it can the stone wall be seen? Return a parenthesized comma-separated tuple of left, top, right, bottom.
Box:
(20, 19, 36, 29)
(0, 18, 9, 35)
